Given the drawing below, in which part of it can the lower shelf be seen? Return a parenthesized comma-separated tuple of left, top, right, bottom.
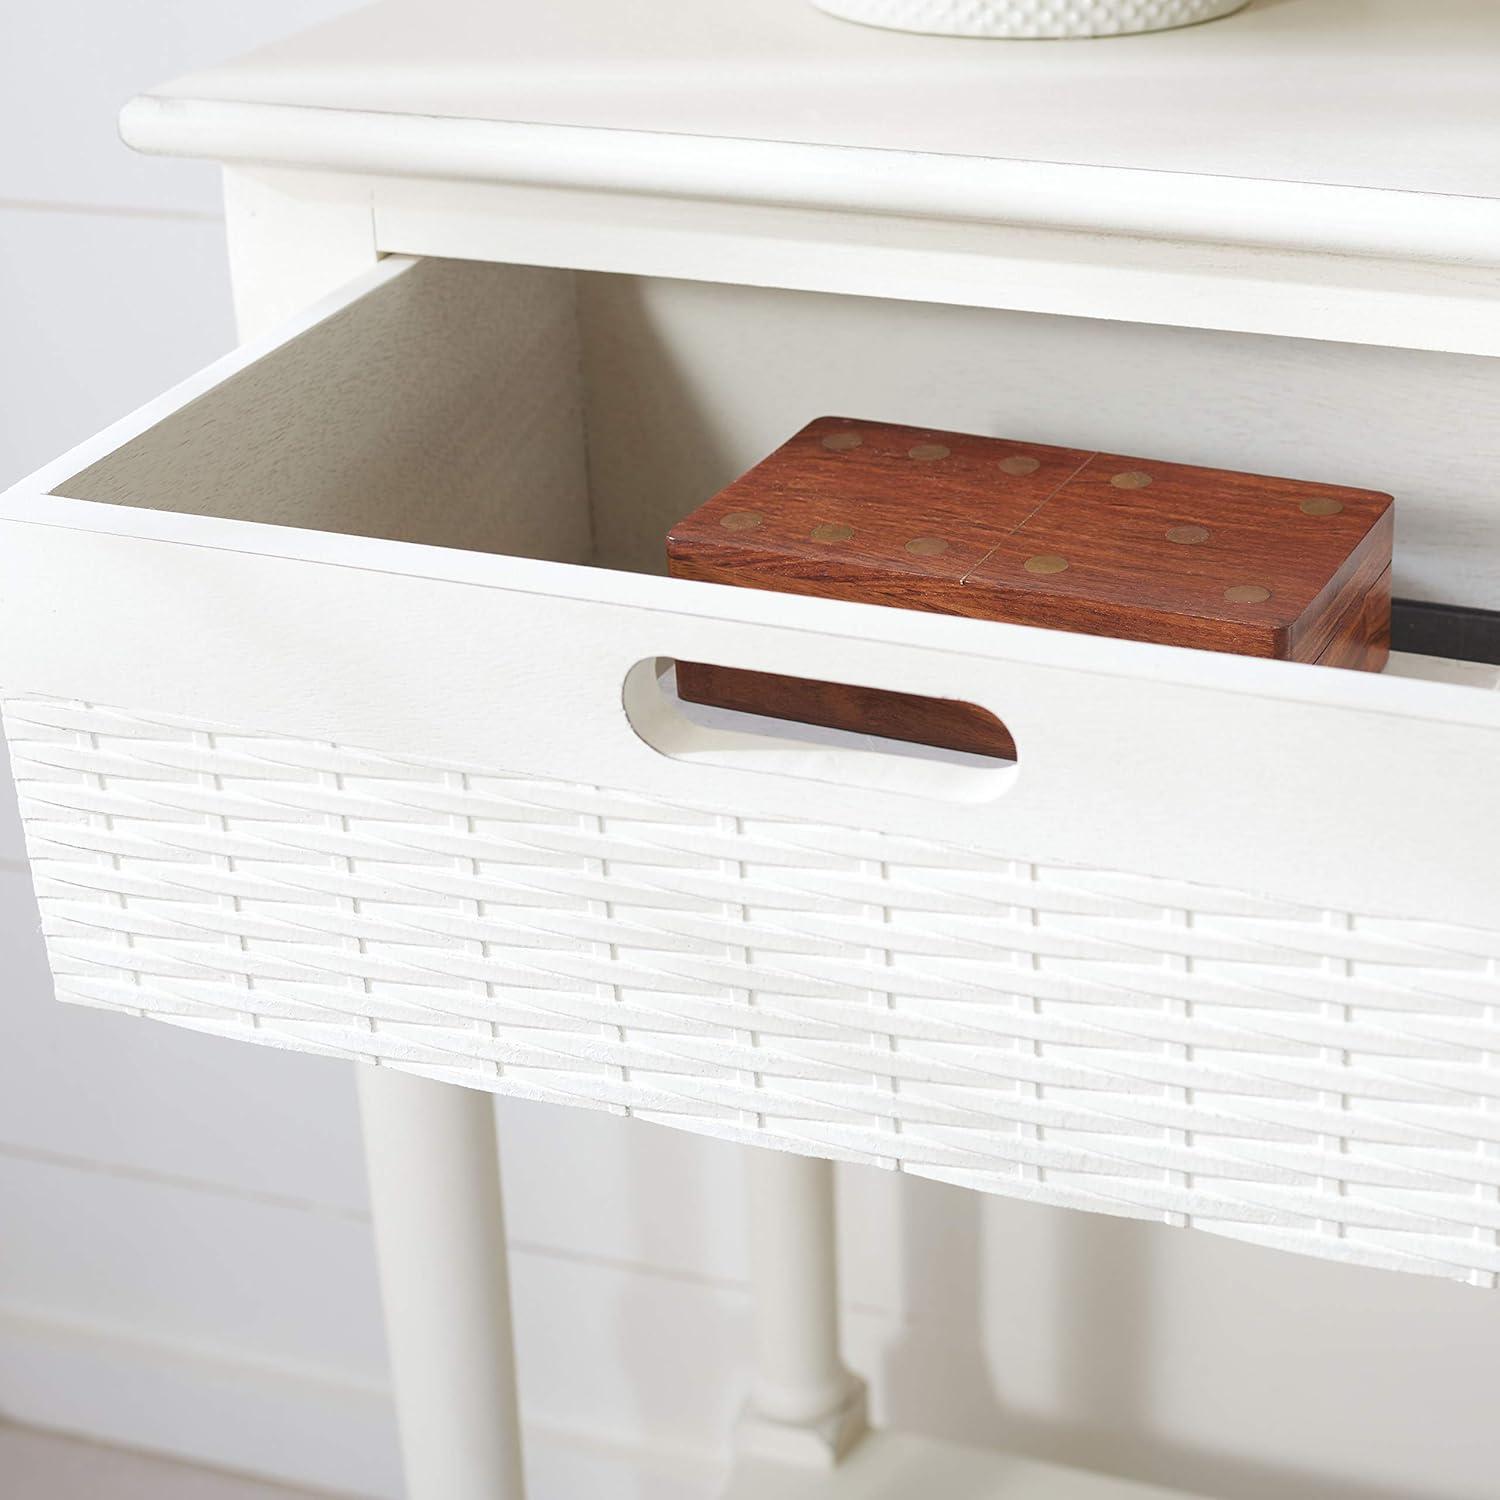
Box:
(725, 1431, 1205, 1500)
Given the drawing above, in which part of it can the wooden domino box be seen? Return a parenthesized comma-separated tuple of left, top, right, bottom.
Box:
(666, 417, 1394, 757)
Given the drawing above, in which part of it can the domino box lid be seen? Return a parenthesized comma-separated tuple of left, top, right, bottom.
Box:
(667, 417, 1394, 662)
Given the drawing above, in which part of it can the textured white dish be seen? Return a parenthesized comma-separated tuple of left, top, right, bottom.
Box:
(810, 0, 1251, 38)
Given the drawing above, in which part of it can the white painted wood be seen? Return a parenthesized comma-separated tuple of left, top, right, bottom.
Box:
(26, 247, 1500, 605)
(22, 2, 1500, 1485)
(212, 185, 541, 1500)
(122, 95, 1500, 272)
(219, 163, 380, 341)
(114, 0, 1500, 262)
(570, 274, 1500, 607)
(739, 1151, 866, 1465)
(357, 1069, 526, 1500)
(369, 177, 1500, 361)
(10, 253, 1500, 1285)
(724, 1430, 1206, 1500)
(222, 168, 376, 340)
(116, 4, 1500, 355)
(0, 256, 1497, 925)
(10, 1144, 1500, 1500)
(16, 690, 1500, 1281)
(6, 499, 1500, 930)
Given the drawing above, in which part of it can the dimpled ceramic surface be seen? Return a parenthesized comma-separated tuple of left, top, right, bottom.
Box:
(810, 0, 1250, 38)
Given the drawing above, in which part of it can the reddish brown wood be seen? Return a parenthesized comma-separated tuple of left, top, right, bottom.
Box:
(1314, 566, 1392, 672)
(675, 661, 1017, 759)
(668, 417, 1394, 757)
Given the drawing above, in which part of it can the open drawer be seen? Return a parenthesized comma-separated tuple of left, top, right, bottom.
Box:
(3, 255, 1499, 1285)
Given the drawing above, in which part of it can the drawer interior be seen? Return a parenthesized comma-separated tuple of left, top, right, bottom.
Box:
(11, 253, 1500, 930)
(44, 255, 1500, 666)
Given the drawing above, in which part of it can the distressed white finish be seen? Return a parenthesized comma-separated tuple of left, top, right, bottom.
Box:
(810, 0, 1249, 39)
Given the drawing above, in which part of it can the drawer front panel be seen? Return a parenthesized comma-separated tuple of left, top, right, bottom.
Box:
(8, 692, 1499, 1287)
(5, 252, 1500, 1288)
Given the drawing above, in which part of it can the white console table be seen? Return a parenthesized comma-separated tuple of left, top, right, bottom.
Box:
(6, 2, 1500, 1496)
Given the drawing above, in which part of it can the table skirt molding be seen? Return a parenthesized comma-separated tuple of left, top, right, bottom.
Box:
(7, 691, 1500, 1289)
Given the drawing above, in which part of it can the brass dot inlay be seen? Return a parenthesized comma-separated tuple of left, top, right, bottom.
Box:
(1166, 525, 1210, 546)
(908, 443, 951, 462)
(1025, 554, 1069, 575)
(811, 522, 853, 543)
(1224, 585, 1271, 604)
(720, 510, 763, 532)
(822, 432, 862, 452)
(906, 536, 949, 557)
(1300, 496, 1344, 517)
(1111, 471, 1153, 490)
(999, 455, 1041, 476)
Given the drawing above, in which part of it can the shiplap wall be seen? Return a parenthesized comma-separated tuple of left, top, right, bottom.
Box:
(4, 7, 1500, 1500)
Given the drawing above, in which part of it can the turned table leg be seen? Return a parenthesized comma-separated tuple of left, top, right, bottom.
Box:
(737, 1147, 868, 1466)
(357, 1067, 526, 1500)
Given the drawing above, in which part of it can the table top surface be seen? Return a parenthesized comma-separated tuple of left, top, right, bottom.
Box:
(135, 0, 1499, 201)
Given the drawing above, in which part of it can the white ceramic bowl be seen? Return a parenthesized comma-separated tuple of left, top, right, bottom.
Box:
(810, 0, 1250, 38)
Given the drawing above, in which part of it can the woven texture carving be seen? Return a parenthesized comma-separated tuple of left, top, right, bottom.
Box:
(809, 0, 1249, 37)
(6, 693, 1499, 1286)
